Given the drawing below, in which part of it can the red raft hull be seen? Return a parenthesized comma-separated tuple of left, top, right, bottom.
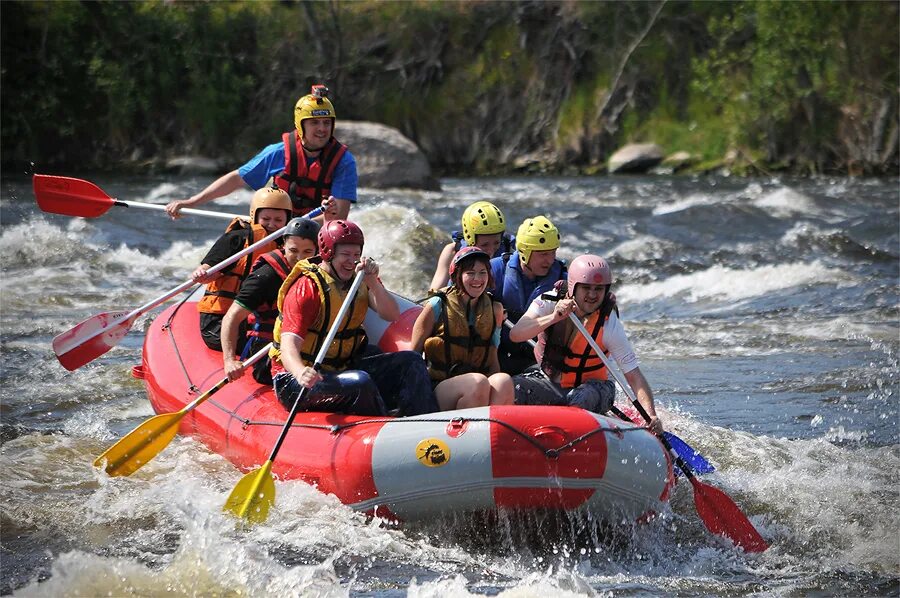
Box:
(139, 298, 673, 522)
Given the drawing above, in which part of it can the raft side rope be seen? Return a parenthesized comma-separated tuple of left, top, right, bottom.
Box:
(164, 289, 204, 393)
(204, 403, 648, 461)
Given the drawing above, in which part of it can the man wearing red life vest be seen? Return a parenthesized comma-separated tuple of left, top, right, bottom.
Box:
(220, 217, 320, 385)
(270, 220, 438, 416)
(508, 254, 663, 434)
(166, 85, 355, 223)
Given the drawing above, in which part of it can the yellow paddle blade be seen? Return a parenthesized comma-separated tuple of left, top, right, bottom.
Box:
(223, 461, 276, 524)
(93, 412, 183, 477)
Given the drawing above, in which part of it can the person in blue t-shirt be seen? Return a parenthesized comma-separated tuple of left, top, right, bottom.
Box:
(490, 215, 567, 375)
(166, 85, 356, 224)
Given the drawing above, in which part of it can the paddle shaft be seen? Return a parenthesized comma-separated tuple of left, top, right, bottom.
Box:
(181, 342, 273, 413)
(565, 313, 658, 422)
(567, 313, 698, 471)
(265, 269, 367, 461)
(96, 342, 274, 475)
(112, 198, 245, 221)
(67, 207, 323, 351)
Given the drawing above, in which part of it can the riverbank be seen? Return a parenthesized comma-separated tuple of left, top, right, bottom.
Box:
(3, 2, 896, 178)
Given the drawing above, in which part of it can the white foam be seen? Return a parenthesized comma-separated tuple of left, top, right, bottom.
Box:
(752, 186, 818, 217)
(652, 193, 717, 216)
(143, 182, 180, 203)
(617, 261, 848, 305)
(608, 235, 677, 261)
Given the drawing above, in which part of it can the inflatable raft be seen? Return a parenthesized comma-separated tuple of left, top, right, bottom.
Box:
(137, 294, 674, 522)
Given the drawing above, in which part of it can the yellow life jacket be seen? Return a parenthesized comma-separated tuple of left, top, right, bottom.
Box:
(536, 298, 618, 389)
(270, 257, 369, 372)
(423, 286, 495, 382)
(197, 218, 275, 315)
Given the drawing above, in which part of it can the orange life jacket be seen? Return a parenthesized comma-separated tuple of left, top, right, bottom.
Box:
(245, 249, 293, 341)
(272, 131, 348, 216)
(536, 297, 618, 389)
(197, 218, 276, 315)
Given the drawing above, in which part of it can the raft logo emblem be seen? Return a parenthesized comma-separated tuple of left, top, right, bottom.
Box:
(416, 438, 450, 467)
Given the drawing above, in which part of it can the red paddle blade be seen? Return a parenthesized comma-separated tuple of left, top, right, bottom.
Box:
(53, 311, 135, 371)
(33, 174, 114, 218)
(690, 477, 769, 552)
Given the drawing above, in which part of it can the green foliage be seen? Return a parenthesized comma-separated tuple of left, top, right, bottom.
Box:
(1, 0, 896, 175)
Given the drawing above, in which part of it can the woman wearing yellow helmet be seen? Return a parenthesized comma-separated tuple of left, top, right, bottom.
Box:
(428, 201, 515, 291)
(166, 84, 356, 223)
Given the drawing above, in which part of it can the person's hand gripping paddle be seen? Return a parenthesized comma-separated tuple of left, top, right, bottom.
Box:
(223, 269, 366, 524)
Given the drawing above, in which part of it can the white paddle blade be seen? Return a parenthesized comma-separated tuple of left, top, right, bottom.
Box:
(53, 311, 135, 370)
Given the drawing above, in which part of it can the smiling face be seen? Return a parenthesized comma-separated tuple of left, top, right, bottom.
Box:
(300, 117, 334, 152)
(255, 208, 289, 234)
(573, 282, 607, 314)
(474, 233, 502, 257)
(328, 243, 362, 282)
(452, 255, 493, 299)
(282, 236, 317, 269)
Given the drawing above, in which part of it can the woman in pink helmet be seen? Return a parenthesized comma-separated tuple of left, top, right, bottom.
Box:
(508, 254, 662, 433)
(413, 246, 515, 411)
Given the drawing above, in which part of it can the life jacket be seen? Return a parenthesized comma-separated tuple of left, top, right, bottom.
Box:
(423, 286, 495, 382)
(450, 230, 516, 260)
(536, 296, 619, 389)
(244, 249, 293, 342)
(493, 252, 566, 323)
(270, 257, 369, 372)
(272, 130, 348, 216)
(197, 218, 276, 315)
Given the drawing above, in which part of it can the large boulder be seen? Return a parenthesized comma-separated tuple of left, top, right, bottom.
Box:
(608, 143, 664, 174)
(338, 121, 440, 191)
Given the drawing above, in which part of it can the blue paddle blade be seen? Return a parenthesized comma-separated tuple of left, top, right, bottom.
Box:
(664, 431, 716, 476)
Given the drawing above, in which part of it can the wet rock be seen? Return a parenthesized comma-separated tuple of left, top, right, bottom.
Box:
(338, 121, 440, 191)
(608, 143, 664, 174)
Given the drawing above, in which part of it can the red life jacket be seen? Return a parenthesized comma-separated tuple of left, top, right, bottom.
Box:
(272, 130, 348, 216)
(245, 249, 293, 341)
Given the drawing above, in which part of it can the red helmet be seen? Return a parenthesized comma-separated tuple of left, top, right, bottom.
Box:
(449, 246, 490, 277)
(318, 220, 364, 261)
(567, 254, 611, 297)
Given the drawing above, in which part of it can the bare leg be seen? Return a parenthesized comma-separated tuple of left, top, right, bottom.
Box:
(435, 373, 491, 411)
(488, 373, 515, 405)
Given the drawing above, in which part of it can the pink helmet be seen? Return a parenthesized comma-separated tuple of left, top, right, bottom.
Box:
(449, 246, 490, 277)
(318, 220, 364, 261)
(567, 254, 611, 297)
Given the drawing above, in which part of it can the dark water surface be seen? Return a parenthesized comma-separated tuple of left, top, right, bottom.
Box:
(1, 174, 897, 596)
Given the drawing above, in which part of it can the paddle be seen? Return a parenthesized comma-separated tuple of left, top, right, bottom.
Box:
(501, 318, 714, 475)
(223, 269, 367, 524)
(33, 174, 245, 221)
(52, 207, 323, 371)
(94, 343, 272, 476)
(568, 312, 768, 552)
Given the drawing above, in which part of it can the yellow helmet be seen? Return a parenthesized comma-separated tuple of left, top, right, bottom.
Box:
(294, 84, 336, 132)
(250, 187, 293, 224)
(516, 215, 560, 264)
(461, 201, 506, 246)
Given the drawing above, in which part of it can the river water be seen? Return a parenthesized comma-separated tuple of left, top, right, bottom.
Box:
(1, 173, 897, 596)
